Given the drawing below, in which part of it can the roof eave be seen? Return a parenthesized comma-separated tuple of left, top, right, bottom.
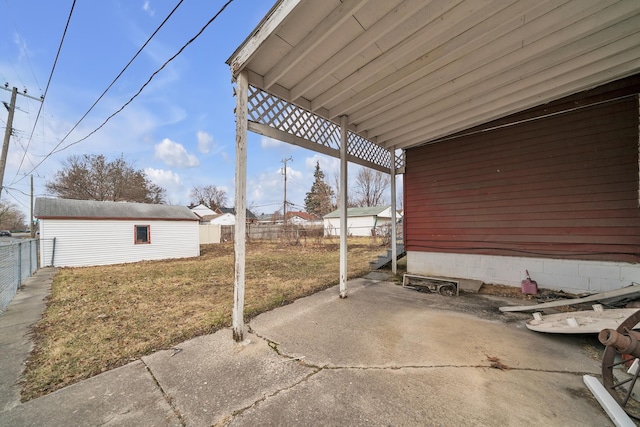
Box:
(226, 0, 302, 77)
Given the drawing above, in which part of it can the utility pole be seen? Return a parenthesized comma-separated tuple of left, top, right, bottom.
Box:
(0, 85, 43, 199)
(281, 156, 292, 226)
(0, 86, 17, 199)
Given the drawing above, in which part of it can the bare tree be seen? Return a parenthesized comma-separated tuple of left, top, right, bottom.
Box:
(0, 200, 27, 230)
(353, 167, 390, 207)
(331, 170, 357, 209)
(247, 200, 259, 216)
(46, 154, 166, 203)
(189, 185, 228, 210)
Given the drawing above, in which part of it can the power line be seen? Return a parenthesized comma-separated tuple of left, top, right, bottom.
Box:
(50, 0, 235, 154)
(3, 185, 30, 198)
(12, 0, 76, 182)
(37, 0, 186, 165)
(16, 0, 235, 184)
(4, 187, 28, 208)
(4, 0, 42, 91)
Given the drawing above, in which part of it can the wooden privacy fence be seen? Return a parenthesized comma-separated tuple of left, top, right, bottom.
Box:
(204, 223, 402, 245)
(199, 224, 222, 244)
(219, 224, 324, 242)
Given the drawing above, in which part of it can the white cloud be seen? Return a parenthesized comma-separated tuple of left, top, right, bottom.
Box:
(197, 131, 213, 154)
(247, 169, 284, 210)
(283, 166, 303, 182)
(154, 138, 199, 168)
(246, 165, 308, 215)
(144, 167, 185, 204)
(260, 136, 285, 148)
(142, 1, 155, 16)
(305, 154, 339, 176)
(145, 167, 181, 187)
(13, 33, 32, 61)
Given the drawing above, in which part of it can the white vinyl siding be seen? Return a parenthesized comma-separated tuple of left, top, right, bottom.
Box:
(324, 216, 393, 237)
(39, 219, 199, 267)
(323, 207, 400, 237)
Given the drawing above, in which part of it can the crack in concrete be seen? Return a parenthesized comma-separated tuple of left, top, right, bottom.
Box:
(141, 359, 186, 427)
(222, 368, 322, 425)
(319, 365, 598, 377)
(233, 327, 598, 425)
(251, 327, 596, 376)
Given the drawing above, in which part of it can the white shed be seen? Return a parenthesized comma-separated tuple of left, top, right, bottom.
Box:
(286, 211, 321, 226)
(190, 203, 216, 218)
(208, 213, 236, 225)
(35, 198, 200, 267)
(323, 206, 402, 237)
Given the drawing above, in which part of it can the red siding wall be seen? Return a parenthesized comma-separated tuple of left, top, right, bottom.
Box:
(404, 87, 640, 263)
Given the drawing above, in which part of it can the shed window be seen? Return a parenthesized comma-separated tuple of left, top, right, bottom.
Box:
(135, 225, 150, 244)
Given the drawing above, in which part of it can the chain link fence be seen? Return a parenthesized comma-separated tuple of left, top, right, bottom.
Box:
(0, 239, 39, 313)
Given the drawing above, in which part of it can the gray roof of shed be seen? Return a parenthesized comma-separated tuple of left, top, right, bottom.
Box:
(34, 198, 199, 221)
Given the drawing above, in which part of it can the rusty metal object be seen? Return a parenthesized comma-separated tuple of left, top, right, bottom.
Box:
(600, 309, 640, 418)
(599, 328, 640, 357)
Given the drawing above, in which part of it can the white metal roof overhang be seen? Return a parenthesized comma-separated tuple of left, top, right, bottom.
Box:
(227, 0, 640, 173)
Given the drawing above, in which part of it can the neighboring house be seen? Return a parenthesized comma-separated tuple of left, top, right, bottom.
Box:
(215, 207, 258, 224)
(285, 211, 321, 225)
(324, 206, 402, 237)
(189, 203, 216, 218)
(257, 213, 276, 223)
(35, 198, 200, 268)
(204, 213, 236, 225)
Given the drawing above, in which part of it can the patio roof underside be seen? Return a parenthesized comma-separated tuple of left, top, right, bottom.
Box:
(227, 0, 640, 174)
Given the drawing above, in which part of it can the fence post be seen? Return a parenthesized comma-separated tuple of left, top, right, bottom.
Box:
(17, 241, 22, 290)
(51, 237, 56, 266)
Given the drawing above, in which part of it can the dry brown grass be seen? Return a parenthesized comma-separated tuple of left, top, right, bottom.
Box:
(21, 238, 387, 401)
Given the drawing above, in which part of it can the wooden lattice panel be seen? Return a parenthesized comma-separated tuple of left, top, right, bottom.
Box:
(247, 86, 403, 172)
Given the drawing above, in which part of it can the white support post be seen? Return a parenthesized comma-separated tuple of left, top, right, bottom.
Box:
(389, 147, 397, 274)
(233, 70, 248, 342)
(339, 115, 348, 298)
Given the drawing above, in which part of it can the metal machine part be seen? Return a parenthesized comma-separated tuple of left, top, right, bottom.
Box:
(600, 309, 640, 419)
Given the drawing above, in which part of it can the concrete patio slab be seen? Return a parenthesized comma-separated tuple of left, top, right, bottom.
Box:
(251, 279, 602, 373)
(227, 368, 603, 427)
(1, 360, 179, 427)
(142, 329, 313, 427)
(0, 273, 615, 426)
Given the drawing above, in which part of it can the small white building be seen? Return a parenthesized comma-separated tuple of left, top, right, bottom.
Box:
(190, 203, 216, 218)
(206, 213, 236, 225)
(324, 206, 402, 237)
(35, 198, 200, 267)
(286, 211, 321, 225)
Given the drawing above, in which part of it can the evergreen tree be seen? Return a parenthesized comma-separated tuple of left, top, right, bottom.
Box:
(304, 162, 335, 216)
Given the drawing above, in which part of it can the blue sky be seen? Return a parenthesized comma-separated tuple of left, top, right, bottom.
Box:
(0, 0, 399, 218)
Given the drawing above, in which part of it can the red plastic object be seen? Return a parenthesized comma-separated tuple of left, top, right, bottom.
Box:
(521, 270, 538, 295)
